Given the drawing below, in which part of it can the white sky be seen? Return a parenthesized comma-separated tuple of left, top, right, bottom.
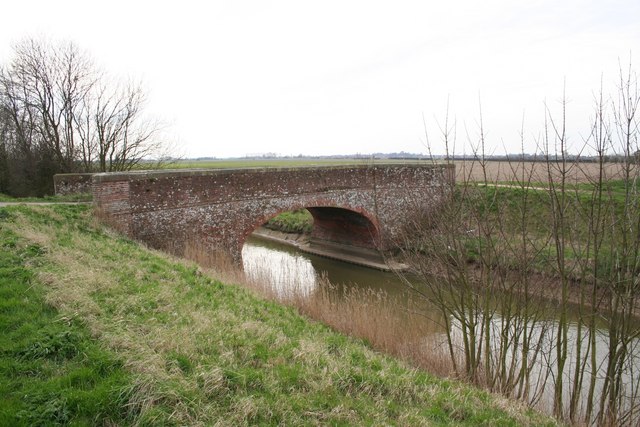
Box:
(1, 0, 638, 158)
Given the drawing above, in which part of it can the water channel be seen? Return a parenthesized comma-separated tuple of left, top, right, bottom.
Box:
(242, 232, 640, 423)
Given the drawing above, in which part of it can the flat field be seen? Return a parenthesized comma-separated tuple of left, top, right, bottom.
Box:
(454, 160, 633, 184)
(162, 158, 419, 169)
(160, 158, 634, 185)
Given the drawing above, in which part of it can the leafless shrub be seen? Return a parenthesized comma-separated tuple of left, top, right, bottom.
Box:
(397, 64, 640, 426)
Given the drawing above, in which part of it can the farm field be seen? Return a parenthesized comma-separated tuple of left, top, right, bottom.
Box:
(160, 158, 415, 169)
(156, 157, 634, 185)
(454, 160, 633, 184)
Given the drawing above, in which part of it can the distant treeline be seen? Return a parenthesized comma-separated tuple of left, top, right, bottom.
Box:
(189, 152, 639, 163)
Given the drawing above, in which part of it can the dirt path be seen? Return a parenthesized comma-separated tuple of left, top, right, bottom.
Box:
(0, 201, 90, 207)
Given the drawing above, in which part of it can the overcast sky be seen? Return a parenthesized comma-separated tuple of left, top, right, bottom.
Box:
(1, 1, 638, 158)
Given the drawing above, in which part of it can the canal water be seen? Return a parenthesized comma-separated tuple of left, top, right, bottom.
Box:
(242, 233, 640, 422)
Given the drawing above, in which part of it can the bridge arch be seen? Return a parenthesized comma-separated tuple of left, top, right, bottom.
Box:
(239, 202, 381, 255)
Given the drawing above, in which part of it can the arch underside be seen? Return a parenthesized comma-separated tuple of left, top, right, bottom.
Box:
(241, 205, 383, 266)
(240, 204, 382, 260)
(305, 207, 379, 249)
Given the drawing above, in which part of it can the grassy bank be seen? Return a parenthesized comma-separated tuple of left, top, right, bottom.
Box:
(457, 180, 638, 276)
(0, 222, 132, 426)
(0, 203, 554, 425)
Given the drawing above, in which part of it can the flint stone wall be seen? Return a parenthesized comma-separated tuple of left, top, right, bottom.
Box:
(53, 173, 94, 196)
(92, 164, 455, 263)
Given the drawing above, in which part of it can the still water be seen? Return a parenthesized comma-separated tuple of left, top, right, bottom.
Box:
(242, 234, 640, 422)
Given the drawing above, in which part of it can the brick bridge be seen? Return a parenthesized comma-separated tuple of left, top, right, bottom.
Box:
(90, 164, 454, 265)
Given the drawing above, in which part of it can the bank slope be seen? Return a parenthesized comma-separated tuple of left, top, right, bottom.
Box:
(0, 204, 555, 426)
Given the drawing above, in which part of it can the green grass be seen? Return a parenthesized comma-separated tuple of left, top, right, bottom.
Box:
(0, 203, 555, 425)
(0, 222, 132, 426)
(264, 209, 313, 234)
(448, 180, 639, 280)
(157, 158, 435, 170)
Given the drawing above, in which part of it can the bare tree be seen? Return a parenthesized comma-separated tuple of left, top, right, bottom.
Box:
(6, 38, 96, 171)
(90, 80, 163, 172)
(0, 37, 171, 195)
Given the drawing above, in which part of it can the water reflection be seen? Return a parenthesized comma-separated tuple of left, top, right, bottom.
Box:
(242, 234, 640, 423)
(243, 235, 411, 295)
(242, 240, 316, 298)
(244, 234, 448, 332)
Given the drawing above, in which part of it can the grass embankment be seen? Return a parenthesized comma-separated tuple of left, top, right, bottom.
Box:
(466, 180, 637, 267)
(0, 204, 554, 425)
(0, 221, 131, 426)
